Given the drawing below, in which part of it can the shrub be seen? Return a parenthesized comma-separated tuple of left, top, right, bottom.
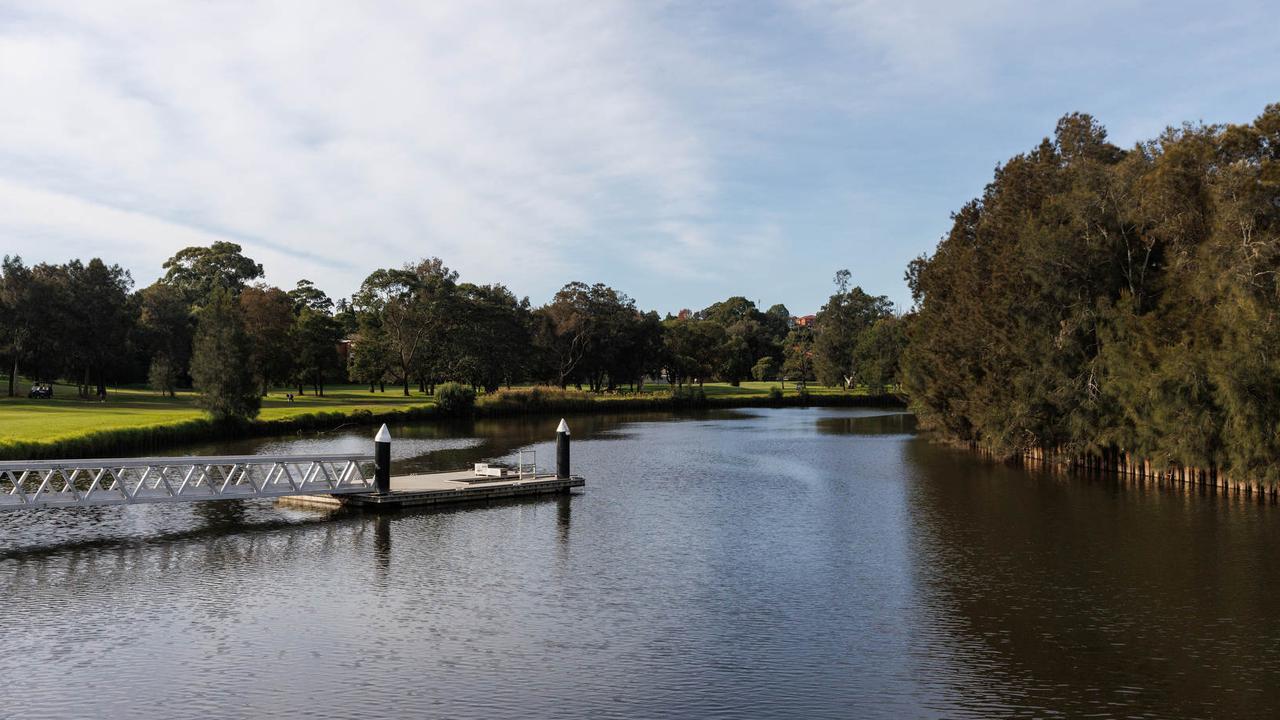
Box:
(672, 386, 707, 406)
(768, 386, 783, 402)
(436, 382, 476, 415)
(752, 356, 779, 382)
(479, 386, 594, 413)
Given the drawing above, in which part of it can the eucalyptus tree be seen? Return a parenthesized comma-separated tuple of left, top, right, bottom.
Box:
(853, 315, 908, 393)
(65, 258, 134, 397)
(354, 268, 422, 396)
(238, 285, 296, 395)
(288, 279, 334, 313)
(614, 310, 664, 391)
(812, 270, 893, 388)
(450, 283, 531, 392)
(535, 282, 640, 390)
(161, 241, 263, 304)
(293, 306, 343, 397)
(781, 327, 815, 384)
(762, 303, 792, 355)
(354, 257, 457, 396)
(136, 282, 194, 396)
(348, 318, 392, 392)
(0, 256, 36, 396)
(662, 316, 725, 388)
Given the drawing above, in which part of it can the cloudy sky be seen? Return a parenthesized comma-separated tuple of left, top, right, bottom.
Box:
(1, 1, 1277, 314)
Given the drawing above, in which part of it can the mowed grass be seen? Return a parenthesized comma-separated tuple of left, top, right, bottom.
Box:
(0, 381, 436, 444)
(0, 377, 882, 446)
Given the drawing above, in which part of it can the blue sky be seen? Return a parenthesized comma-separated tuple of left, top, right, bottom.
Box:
(1, 1, 1277, 315)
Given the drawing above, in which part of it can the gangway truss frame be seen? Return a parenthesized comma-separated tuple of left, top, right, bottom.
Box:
(0, 453, 375, 510)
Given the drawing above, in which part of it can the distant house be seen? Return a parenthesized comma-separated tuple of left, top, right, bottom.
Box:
(792, 314, 817, 328)
(677, 308, 693, 320)
(336, 338, 353, 366)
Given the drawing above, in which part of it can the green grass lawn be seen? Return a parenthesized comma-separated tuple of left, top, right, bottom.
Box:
(0, 377, 884, 446)
(0, 380, 436, 444)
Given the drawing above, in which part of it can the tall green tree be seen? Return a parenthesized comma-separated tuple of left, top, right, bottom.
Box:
(162, 242, 263, 303)
(288, 279, 334, 313)
(239, 285, 297, 395)
(136, 282, 194, 396)
(190, 287, 260, 421)
(534, 282, 643, 390)
(853, 315, 908, 393)
(719, 321, 756, 386)
(782, 327, 815, 384)
(353, 258, 457, 396)
(293, 306, 343, 396)
(66, 258, 134, 397)
(812, 270, 893, 388)
(348, 318, 392, 392)
(761, 303, 792, 356)
(904, 102, 1280, 485)
(451, 283, 531, 392)
(662, 317, 725, 388)
(0, 257, 38, 396)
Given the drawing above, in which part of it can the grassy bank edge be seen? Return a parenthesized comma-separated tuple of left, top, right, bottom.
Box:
(0, 392, 908, 461)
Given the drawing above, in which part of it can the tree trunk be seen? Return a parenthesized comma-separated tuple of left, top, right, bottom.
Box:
(8, 357, 16, 397)
(403, 376, 410, 396)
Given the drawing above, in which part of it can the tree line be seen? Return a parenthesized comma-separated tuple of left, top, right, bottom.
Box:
(0, 242, 907, 421)
(905, 102, 1280, 482)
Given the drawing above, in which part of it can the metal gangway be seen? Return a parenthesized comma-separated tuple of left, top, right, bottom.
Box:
(0, 453, 375, 511)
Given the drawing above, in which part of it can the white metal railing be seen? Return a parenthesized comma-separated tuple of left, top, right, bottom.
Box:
(0, 453, 375, 511)
(517, 450, 537, 479)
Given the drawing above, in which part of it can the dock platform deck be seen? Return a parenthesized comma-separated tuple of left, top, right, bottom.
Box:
(279, 470, 584, 510)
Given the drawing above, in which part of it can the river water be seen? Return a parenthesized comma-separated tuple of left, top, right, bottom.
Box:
(3, 407, 1279, 719)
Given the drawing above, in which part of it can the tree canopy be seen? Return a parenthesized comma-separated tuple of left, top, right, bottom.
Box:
(905, 102, 1280, 481)
(161, 241, 263, 303)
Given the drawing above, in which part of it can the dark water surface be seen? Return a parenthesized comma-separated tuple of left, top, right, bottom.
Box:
(3, 407, 1280, 719)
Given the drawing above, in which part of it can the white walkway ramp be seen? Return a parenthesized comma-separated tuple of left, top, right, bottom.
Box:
(0, 454, 375, 510)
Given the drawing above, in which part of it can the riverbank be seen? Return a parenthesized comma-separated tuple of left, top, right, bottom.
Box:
(1012, 445, 1280, 501)
(0, 382, 906, 460)
(952, 439, 1280, 501)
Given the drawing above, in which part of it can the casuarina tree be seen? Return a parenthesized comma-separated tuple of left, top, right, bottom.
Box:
(190, 286, 260, 421)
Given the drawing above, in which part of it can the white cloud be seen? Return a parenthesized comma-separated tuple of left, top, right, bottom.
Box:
(0, 0, 726, 299)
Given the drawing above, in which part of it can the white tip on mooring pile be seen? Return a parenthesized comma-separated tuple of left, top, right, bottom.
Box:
(557, 418, 570, 435)
(375, 424, 392, 443)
